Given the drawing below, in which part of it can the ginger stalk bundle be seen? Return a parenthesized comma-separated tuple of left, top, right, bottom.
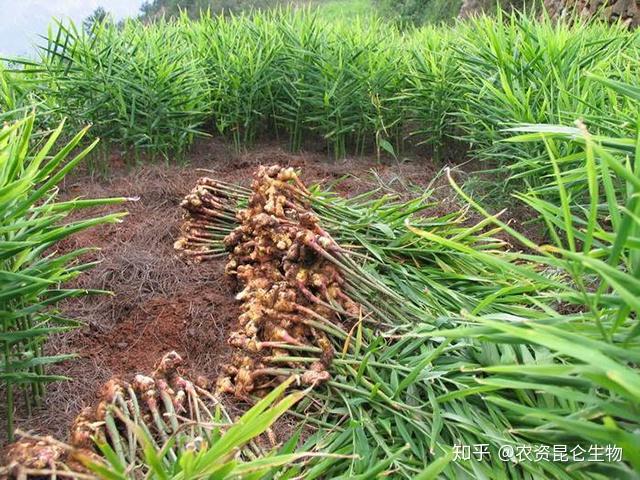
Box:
(176, 166, 363, 399)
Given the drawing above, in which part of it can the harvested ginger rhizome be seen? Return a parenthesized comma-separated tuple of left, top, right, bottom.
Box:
(177, 165, 362, 399)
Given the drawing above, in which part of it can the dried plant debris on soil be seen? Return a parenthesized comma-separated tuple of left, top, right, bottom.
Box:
(176, 166, 364, 399)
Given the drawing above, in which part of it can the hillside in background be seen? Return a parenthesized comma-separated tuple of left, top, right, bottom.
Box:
(137, 0, 377, 20)
(62, 0, 633, 28)
(139, 0, 293, 19)
(134, 0, 538, 24)
(134, 0, 640, 25)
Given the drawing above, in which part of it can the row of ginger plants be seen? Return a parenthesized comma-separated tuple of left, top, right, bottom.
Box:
(2, 9, 639, 183)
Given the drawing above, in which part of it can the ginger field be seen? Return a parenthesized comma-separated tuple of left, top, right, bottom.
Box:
(1, 5, 639, 480)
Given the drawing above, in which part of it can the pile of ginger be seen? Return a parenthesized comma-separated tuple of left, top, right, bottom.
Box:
(177, 165, 361, 398)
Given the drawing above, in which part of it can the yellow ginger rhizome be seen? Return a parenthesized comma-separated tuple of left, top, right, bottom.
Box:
(176, 165, 363, 399)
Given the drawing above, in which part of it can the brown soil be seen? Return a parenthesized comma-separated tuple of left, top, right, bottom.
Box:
(4, 138, 463, 447)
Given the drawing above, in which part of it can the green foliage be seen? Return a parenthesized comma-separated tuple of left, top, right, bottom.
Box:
(281, 190, 563, 478)
(270, 16, 406, 158)
(436, 75, 640, 474)
(183, 69, 640, 473)
(455, 13, 640, 194)
(184, 11, 285, 149)
(83, 6, 111, 33)
(0, 116, 126, 441)
(374, 0, 463, 25)
(138, 0, 376, 21)
(0, 63, 49, 124)
(181, 9, 406, 157)
(3, 9, 635, 168)
(3, 8, 631, 170)
(373, 0, 538, 25)
(195, 155, 639, 476)
(402, 26, 461, 160)
(420, 0, 465, 24)
(279, 106, 640, 475)
(36, 19, 211, 157)
(139, 0, 289, 20)
(314, 0, 375, 22)
(2, 9, 639, 477)
(0, 65, 22, 116)
(1, 6, 637, 201)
